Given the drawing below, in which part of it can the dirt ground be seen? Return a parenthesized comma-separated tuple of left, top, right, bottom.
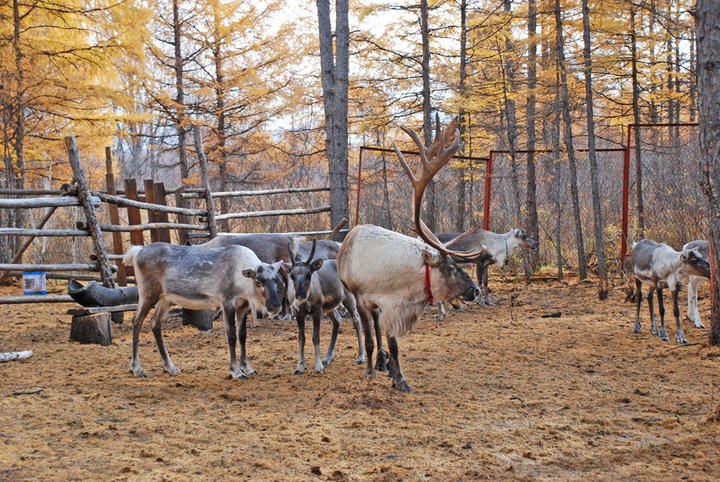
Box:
(1, 277, 720, 481)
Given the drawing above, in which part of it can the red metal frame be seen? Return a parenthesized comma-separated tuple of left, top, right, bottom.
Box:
(619, 123, 699, 271)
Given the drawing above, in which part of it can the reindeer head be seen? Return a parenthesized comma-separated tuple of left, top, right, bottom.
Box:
(242, 261, 288, 317)
(680, 248, 711, 279)
(514, 228, 540, 250)
(393, 115, 486, 305)
(288, 239, 324, 306)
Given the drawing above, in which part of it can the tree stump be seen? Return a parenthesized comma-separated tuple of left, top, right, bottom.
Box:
(181, 309, 214, 331)
(70, 313, 112, 346)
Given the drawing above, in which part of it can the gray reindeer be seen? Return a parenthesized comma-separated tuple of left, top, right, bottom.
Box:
(287, 240, 365, 374)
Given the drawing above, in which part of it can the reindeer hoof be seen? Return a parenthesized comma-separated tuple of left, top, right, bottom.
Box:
(227, 370, 246, 380)
(392, 379, 412, 393)
(676, 335, 689, 345)
(633, 325, 641, 334)
(164, 365, 181, 375)
(294, 365, 306, 375)
(322, 355, 334, 366)
(241, 365, 256, 376)
(375, 350, 389, 372)
(364, 370, 375, 380)
(355, 355, 366, 365)
(659, 330, 669, 342)
(131, 366, 147, 378)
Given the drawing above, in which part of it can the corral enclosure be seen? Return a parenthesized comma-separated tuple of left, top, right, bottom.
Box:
(1, 279, 719, 480)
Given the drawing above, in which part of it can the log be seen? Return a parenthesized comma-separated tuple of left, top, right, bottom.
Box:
(0, 228, 89, 236)
(105, 147, 126, 286)
(0, 196, 99, 209)
(0, 263, 108, 272)
(0, 188, 62, 196)
(0, 295, 76, 304)
(69, 313, 112, 346)
(67, 304, 137, 316)
(93, 191, 206, 216)
(213, 206, 331, 221)
(67, 279, 138, 307)
(182, 309, 214, 331)
(0, 350, 32, 363)
(180, 186, 331, 199)
(98, 222, 207, 232)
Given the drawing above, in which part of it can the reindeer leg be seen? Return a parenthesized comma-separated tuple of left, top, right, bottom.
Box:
(633, 278, 643, 334)
(342, 293, 365, 364)
(673, 283, 688, 344)
(388, 335, 411, 392)
(223, 303, 243, 379)
(372, 308, 388, 372)
(312, 305, 324, 374)
(647, 286, 657, 336)
(149, 300, 179, 375)
(237, 306, 256, 376)
(656, 287, 669, 342)
(322, 309, 341, 366)
(686, 276, 704, 328)
(356, 303, 374, 379)
(437, 302, 446, 320)
(475, 262, 485, 306)
(294, 305, 307, 375)
(130, 294, 158, 378)
(483, 269, 493, 306)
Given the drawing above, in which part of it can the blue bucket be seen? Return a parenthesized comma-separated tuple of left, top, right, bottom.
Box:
(23, 272, 47, 295)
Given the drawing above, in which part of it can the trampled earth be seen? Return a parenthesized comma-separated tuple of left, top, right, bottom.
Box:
(1, 278, 720, 480)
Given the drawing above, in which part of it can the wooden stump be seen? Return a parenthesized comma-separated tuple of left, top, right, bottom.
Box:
(181, 309, 214, 331)
(70, 313, 112, 346)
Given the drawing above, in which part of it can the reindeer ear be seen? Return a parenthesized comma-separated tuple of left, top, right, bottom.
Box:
(310, 259, 324, 271)
(680, 252, 689, 262)
(281, 262, 292, 275)
(242, 269, 256, 279)
(421, 248, 441, 266)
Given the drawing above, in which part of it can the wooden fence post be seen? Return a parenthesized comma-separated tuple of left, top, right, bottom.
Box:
(65, 136, 116, 290)
(153, 182, 172, 243)
(105, 147, 126, 286)
(143, 179, 161, 243)
(124, 179, 145, 246)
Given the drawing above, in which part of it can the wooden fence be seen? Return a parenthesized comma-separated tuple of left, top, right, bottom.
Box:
(0, 129, 337, 305)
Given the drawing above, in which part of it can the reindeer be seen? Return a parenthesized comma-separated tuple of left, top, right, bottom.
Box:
(124, 243, 287, 379)
(682, 240, 710, 328)
(338, 118, 486, 392)
(287, 240, 365, 374)
(432, 228, 539, 319)
(631, 239, 710, 344)
(201, 233, 301, 319)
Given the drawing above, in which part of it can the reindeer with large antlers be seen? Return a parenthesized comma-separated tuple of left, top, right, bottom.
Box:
(337, 118, 486, 392)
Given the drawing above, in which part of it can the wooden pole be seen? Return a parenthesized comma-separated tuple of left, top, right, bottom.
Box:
(94, 192, 205, 216)
(0, 206, 57, 283)
(153, 182, 172, 243)
(213, 206, 331, 221)
(143, 179, 160, 242)
(0, 196, 99, 209)
(105, 147, 126, 286)
(175, 187, 191, 245)
(194, 127, 217, 238)
(65, 136, 116, 290)
(0, 263, 110, 271)
(124, 179, 145, 246)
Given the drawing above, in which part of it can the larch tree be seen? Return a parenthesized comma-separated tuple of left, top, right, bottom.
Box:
(317, 0, 350, 229)
(696, 0, 720, 346)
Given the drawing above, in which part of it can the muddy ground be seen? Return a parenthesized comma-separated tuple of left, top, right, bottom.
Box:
(1, 278, 720, 481)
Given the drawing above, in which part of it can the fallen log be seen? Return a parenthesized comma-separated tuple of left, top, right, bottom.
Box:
(0, 350, 32, 363)
(67, 279, 138, 307)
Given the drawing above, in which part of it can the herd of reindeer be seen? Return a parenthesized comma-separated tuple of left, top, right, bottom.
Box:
(121, 118, 712, 392)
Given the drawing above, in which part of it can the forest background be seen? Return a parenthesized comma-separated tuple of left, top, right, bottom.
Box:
(0, 0, 704, 285)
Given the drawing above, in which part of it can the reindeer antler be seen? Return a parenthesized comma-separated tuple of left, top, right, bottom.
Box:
(393, 117, 485, 261)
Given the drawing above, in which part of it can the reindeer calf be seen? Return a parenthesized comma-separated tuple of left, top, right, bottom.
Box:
(632, 239, 710, 344)
(287, 241, 364, 374)
(124, 243, 286, 379)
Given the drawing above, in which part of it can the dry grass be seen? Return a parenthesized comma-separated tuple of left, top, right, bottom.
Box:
(1, 279, 720, 480)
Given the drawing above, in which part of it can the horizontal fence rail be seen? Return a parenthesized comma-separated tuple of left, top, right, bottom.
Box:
(214, 206, 331, 221)
(181, 186, 330, 199)
(0, 196, 100, 209)
(0, 263, 114, 272)
(0, 228, 90, 237)
(94, 192, 206, 216)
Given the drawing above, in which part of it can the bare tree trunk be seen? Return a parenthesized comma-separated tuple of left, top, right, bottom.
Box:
(553, 80, 564, 282)
(582, 0, 608, 298)
(690, 29, 697, 123)
(525, 0, 539, 279)
(12, 0, 25, 192)
(630, 4, 645, 237)
(317, 0, 350, 230)
(455, 0, 468, 232)
(213, 6, 230, 233)
(555, 0, 587, 279)
(172, 0, 190, 180)
(696, 0, 720, 346)
(420, 0, 436, 231)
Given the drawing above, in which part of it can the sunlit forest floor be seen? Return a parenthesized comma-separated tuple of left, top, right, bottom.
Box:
(1, 277, 719, 480)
